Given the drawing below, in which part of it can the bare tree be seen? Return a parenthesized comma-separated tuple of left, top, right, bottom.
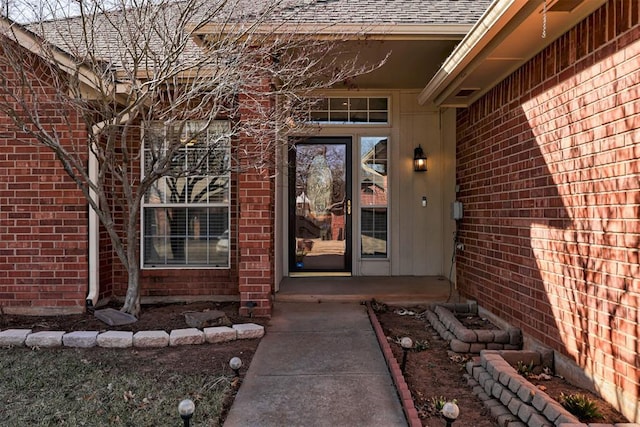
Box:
(0, 0, 385, 315)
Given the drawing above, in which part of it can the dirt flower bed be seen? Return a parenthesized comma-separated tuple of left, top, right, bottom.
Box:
(375, 303, 630, 427)
(520, 370, 628, 424)
(457, 314, 497, 330)
(0, 301, 266, 333)
(375, 303, 498, 427)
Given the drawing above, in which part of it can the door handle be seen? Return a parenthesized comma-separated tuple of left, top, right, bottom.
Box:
(347, 199, 351, 215)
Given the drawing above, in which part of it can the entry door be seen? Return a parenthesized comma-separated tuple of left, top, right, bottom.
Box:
(289, 137, 352, 274)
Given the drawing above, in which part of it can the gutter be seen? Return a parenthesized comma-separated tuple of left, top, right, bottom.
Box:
(419, 0, 607, 107)
(418, 0, 525, 106)
(191, 22, 473, 40)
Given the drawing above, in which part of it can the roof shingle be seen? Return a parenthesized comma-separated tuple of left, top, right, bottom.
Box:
(25, 0, 491, 73)
(267, 0, 491, 25)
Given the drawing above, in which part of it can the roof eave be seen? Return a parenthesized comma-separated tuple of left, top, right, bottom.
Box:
(191, 23, 475, 43)
(0, 17, 110, 98)
(419, 0, 608, 107)
(418, 0, 529, 106)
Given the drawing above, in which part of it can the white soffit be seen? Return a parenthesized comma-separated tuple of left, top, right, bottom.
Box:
(419, 0, 608, 107)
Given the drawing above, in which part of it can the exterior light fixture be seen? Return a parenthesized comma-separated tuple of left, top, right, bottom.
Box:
(178, 399, 195, 427)
(413, 145, 427, 172)
(229, 356, 243, 377)
(442, 401, 460, 426)
(400, 337, 413, 374)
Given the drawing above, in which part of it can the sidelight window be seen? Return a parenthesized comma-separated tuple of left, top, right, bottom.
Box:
(360, 136, 388, 258)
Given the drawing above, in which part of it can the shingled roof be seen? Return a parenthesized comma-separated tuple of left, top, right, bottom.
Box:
(262, 0, 491, 25)
(24, 0, 491, 84)
(32, 0, 491, 44)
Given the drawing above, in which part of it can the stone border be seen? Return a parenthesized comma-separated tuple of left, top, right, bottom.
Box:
(465, 350, 640, 427)
(0, 323, 264, 349)
(466, 349, 578, 427)
(365, 301, 421, 427)
(425, 303, 523, 353)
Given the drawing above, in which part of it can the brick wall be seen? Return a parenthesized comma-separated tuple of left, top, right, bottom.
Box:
(456, 0, 639, 419)
(0, 45, 88, 315)
(0, 37, 276, 315)
(236, 77, 275, 318)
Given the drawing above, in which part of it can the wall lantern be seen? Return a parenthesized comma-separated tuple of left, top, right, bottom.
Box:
(413, 145, 427, 172)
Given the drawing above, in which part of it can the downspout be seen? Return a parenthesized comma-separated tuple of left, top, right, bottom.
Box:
(86, 147, 99, 310)
(85, 115, 129, 309)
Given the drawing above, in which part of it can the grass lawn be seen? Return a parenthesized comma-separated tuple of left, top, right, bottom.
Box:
(0, 347, 236, 426)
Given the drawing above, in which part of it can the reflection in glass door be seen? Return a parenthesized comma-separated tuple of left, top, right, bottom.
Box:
(360, 136, 388, 258)
(289, 137, 352, 274)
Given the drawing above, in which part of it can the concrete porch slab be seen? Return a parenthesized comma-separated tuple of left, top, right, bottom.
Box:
(276, 275, 457, 305)
(268, 301, 372, 332)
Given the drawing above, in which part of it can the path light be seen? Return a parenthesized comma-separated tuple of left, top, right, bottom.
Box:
(442, 401, 459, 427)
(178, 399, 195, 427)
(229, 356, 243, 377)
(245, 301, 257, 318)
(400, 337, 413, 374)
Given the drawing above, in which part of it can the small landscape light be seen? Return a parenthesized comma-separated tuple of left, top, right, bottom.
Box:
(229, 356, 243, 376)
(246, 301, 257, 318)
(400, 337, 413, 374)
(442, 401, 459, 427)
(178, 398, 195, 427)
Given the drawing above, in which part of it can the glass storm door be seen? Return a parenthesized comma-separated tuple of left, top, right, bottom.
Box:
(289, 137, 352, 274)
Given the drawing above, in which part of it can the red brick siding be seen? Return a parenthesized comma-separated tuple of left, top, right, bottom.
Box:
(456, 0, 640, 408)
(0, 41, 275, 314)
(236, 78, 275, 317)
(0, 47, 88, 314)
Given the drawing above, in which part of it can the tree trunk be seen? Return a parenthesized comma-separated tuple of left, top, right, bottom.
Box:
(121, 271, 141, 317)
(120, 273, 140, 317)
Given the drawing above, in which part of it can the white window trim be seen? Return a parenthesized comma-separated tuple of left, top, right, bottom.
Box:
(140, 120, 231, 270)
(308, 96, 391, 125)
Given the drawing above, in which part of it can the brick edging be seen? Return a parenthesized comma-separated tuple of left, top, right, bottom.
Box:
(365, 302, 421, 427)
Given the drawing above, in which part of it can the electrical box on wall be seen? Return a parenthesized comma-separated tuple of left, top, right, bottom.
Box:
(451, 201, 463, 220)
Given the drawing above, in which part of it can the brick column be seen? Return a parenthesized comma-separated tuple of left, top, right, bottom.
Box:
(236, 79, 275, 318)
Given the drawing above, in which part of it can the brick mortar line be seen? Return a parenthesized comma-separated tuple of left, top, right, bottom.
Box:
(366, 302, 421, 427)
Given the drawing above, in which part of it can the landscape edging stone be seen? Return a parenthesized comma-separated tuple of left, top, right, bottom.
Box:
(0, 322, 263, 349)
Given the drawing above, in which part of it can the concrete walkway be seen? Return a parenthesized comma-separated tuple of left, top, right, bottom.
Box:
(223, 302, 407, 427)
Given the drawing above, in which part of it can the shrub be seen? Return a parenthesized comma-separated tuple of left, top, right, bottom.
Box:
(516, 360, 534, 377)
(430, 396, 447, 412)
(413, 339, 430, 352)
(559, 393, 603, 422)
